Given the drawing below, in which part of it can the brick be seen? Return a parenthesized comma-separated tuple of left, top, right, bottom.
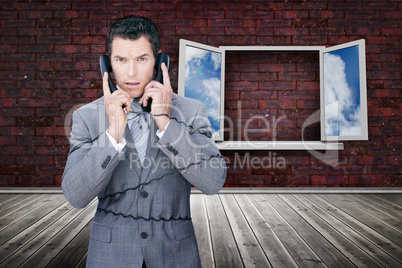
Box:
(347, 27, 381, 36)
(259, 81, 295, 90)
(234, 175, 271, 187)
(18, 27, 52, 36)
(15, 156, 54, 165)
(17, 136, 54, 146)
(240, 90, 277, 100)
(274, 28, 309, 36)
(310, 11, 343, 19)
(292, 36, 327, 45)
(0, 175, 15, 185)
(240, 72, 277, 82)
(194, 10, 224, 18)
(17, 175, 55, 186)
(1, 36, 35, 45)
(370, 165, 401, 175)
(259, 63, 295, 72)
(241, 11, 273, 19)
(260, 99, 295, 109)
(18, 62, 53, 71)
(89, 10, 123, 18)
(36, 127, 66, 136)
(2, 19, 35, 27)
(18, 45, 52, 53)
(364, 19, 399, 28)
(272, 175, 310, 186)
(346, 10, 380, 19)
(2, 53, 35, 62)
(36, 35, 72, 45)
(275, 11, 309, 19)
(225, 10, 240, 19)
(0, 165, 35, 175)
(311, 175, 348, 186)
(72, 2, 106, 10)
(328, 2, 362, 10)
(257, 19, 291, 27)
(19, 10, 53, 19)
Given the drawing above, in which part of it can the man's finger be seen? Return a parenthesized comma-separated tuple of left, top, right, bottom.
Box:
(103, 72, 111, 97)
(161, 63, 171, 88)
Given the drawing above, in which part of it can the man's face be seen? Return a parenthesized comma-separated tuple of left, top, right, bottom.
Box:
(110, 36, 156, 99)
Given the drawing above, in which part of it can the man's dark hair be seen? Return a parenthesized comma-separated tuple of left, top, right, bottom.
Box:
(106, 15, 160, 58)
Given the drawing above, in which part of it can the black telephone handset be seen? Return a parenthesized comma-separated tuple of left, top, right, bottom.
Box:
(100, 53, 170, 112)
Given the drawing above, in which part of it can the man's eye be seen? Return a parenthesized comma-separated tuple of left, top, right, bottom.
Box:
(139, 57, 147, 62)
(116, 58, 125, 62)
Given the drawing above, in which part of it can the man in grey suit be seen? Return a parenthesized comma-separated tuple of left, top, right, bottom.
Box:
(62, 15, 226, 267)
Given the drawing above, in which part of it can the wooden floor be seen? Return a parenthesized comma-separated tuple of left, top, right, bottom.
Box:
(0, 191, 401, 267)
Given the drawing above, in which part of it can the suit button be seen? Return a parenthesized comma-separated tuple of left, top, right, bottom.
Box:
(141, 191, 148, 198)
(141, 232, 148, 239)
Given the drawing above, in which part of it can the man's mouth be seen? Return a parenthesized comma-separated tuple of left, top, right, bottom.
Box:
(125, 82, 140, 88)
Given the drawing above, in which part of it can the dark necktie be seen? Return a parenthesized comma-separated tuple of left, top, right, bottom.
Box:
(127, 102, 150, 166)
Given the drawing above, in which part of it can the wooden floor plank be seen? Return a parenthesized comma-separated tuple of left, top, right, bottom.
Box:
(361, 194, 402, 215)
(250, 194, 324, 267)
(204, 194, 244, 268)
(18, 201, 97, 268)
(75, 252, 88, 268)
(357, 194, 402, 218)
(271, 194, 354, 267)
(306, 194, 402, 265)
(235, 194, 298, 268)
(340, 194, 402, 231)
(319, 194, 402, 246)
(0, 194, 67, 245)
(0, 201, 82, 267)
(220, 194, 271, 268)
(290, 194, 384, 268)
(0, 194, 38, 217)
(375, 194, 402, 205)
(0, 194, 29, 209)
(46, 218, 93, 268)
(0, 194, 59, 231)
(190, 194, 215, 268)
(0, 194, 15, 204)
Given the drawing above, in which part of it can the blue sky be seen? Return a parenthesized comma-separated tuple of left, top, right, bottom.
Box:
(184, 46, 222, 136)
(324, 45, 361, 136)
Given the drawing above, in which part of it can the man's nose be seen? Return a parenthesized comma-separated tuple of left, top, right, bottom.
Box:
(127, 61, 137, 77)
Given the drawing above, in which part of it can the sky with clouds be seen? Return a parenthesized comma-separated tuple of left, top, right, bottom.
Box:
(324, 45, 361, 136)
(184, 46, 222, 136)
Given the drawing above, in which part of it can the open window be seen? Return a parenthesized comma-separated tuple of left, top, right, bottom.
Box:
(178, 39, 225, 141)
(178, 38, 367, 150)
(320, 39, 368, 141)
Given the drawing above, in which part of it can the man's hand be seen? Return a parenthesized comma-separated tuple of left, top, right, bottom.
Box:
(140, 62, 172, 132)
(103, 72, 131, 143)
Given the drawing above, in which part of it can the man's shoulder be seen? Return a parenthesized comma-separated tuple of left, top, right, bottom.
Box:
(172, 93, 204, 109)
(75, 97, 105, 114)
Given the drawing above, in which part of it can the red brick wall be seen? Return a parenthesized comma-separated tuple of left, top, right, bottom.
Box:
(0, 1, 400, 187)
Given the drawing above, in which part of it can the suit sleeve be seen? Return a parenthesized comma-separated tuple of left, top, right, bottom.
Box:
(61, 109, 120, 209)
(157, 103, 227, 195)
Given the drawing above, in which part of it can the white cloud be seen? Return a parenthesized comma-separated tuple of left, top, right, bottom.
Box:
(185, 46, 207, 77)
(324, 53, 361, 136)
(201, 78, 221, 124)
(185, 46, 221, 77)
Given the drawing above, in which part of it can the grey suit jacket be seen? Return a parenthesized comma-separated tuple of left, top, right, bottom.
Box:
(62, 93, 226, 268)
